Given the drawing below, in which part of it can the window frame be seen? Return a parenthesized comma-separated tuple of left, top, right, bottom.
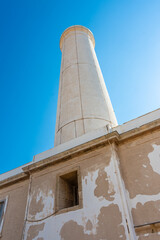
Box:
(0, 197, 8, 237)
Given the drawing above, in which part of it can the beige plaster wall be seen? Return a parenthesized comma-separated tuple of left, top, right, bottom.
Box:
(1, 128, 160, 240)
(24, 145, 130, 240)
(0, 180, 29, 240)
(119, 129, 160, 238)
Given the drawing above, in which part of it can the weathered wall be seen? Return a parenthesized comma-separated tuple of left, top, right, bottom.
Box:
(1, 127, 160, 240)
(0, 180, 29, 240)
(119, 129, 160, 239)
(24, 145, 130, 240)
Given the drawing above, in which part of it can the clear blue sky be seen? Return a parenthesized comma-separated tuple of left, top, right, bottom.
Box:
(0, 0, 160, 174)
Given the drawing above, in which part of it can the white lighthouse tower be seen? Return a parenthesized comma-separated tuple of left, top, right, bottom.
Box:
(54, 25, 117, 146)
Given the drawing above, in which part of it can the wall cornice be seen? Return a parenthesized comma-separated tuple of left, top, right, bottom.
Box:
(0, 118, 160, 189)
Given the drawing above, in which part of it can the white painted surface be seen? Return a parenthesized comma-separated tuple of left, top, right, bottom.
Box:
(23, 155, 130, 240)
(148, 144, 160, 175)
(128, 192, 160, 209)
(27, 189, 54, 221)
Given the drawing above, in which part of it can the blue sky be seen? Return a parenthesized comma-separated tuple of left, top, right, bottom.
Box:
(0, 0, 160, 174)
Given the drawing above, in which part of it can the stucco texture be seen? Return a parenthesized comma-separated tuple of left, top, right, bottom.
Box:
(0, 180, 29, 240)
(119, 129, 160, 236)
(24, 145, 128, 240)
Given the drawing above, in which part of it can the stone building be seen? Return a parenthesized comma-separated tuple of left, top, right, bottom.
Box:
(0, 25, 160, 240)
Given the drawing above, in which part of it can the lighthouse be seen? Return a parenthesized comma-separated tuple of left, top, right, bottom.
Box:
(54, 25, 117, 145)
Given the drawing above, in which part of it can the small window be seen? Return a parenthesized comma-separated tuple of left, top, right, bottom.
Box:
(0, 201, 5, 225)
(0, 198, 7, 236)
(57, 170, 79, 211)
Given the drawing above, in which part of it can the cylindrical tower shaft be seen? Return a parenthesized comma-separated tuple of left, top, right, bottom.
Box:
(54, 25, 117, 146)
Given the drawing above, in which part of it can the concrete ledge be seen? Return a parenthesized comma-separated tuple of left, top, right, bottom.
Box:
(23, 131, 119, 173)
(33, 126, 109, 163)
(0, 163, 30, 182)
(115, 108, 160, 134)
(0, 172, 28, 189)
(0, 108, 159, 187)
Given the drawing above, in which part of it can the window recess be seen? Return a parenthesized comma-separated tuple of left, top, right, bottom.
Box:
(56, 170, 81, 212)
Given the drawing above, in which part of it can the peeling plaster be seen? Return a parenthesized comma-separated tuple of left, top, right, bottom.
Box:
(60, 204, 126, 240)
(35, 189, 54, 220)
(121, 142, 160, 201)
(26, 223, 45, 240)
(127, 191, 160, 210)
(28, 188, 54, 221)
(148, 144, 160, 175)
(24, 158, 128, 240)
(132, 200, 160, 225)
(94, 168, 115, 201)
(125, 144, 160, 212)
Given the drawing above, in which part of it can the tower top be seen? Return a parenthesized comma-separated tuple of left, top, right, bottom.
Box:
(60, 25, 95, 51)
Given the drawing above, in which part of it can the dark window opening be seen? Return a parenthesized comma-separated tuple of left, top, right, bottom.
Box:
(0, 201, 5, 225)
(58, 170, 79, 211)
